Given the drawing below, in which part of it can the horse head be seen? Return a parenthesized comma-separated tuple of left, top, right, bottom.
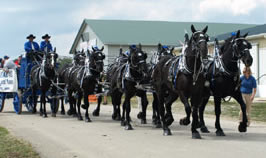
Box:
(157, 43, 174, 57)
(74, 50, 86, 66)
(128, 44, 148, 74)
(230, 30, 253, 67)
(44, 49, 58, 69)
(190, 25, 209, 62)
(89, 46, 105, 72)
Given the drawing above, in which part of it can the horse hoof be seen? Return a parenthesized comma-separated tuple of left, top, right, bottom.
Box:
(141, 119, 147, 124)
(115, 115, 121, 121)
(51, 113, 56, 117)
(40, 112, 43, 116)
(121, 120, 126, 126)
(92, 110, 100, 117)
(201, 126, 210, 133)
(192, 132, 201, 139)
(112, 113, 117, 120)
(179, 118, 190, 126)
(85, 117, 92, 122)
(67, 110, 72, 116)
(61, 111, 65, 115)
(163, 129, 172, 136)
(155, 122, 162, 128)
(43, 114, 48, 118)
(78, 116, 83, 121)
(216, 130, 226, 136)
(125, 124, 133, 130)
(81, 104, 86, 110)
(137, 112, 143, 119)
(32, 109, 37, 114)
(238, 122, 247, 133)
(165, 117, 174, 126)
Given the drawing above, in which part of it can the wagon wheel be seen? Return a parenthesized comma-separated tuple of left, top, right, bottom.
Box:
(25, 95, 34, 112)
(13, 92, 22, 114)
(0, 93, 6, 112)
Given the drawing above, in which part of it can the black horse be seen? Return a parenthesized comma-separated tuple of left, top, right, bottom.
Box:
(108, 44, 148, 129)
(31, 51, 58, 117)
(57, 50, 86, 116)
(137, 43, 174, 127)
(199, 30, 253, 136)
(152, 25, 209, 138)
(67, 47, 105, 122)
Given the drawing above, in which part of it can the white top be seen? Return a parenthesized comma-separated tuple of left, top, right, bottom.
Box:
(4, 59, 17, 69)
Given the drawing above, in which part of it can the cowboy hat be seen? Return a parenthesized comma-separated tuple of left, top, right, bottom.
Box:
(42, 34, 51, 39)
(26, 34, 36, 39)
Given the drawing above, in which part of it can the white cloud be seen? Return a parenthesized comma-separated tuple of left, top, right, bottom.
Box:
(52, 32, 77, 56)
(199, 0, 261, 17)
(71, 0, 197, 24)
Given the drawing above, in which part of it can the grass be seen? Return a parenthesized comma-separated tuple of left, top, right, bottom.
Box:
(103, 95, 266, 123)
(0, 126, 40, 158)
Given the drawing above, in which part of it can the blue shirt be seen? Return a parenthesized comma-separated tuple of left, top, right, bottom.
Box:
(40, 41, 53, 52)
(240, 75, 257, 94)
(24, 41, 40, 53)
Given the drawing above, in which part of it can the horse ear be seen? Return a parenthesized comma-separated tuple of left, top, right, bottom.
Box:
(191, 25, 196, 33)
(54, 47, 56, 53)
(92, 46, 95, 51)
(119, 48, 123, 55)
(171, 47, 174, 53)
(158, 43, 162, 50)
(139, 43, 142, 50)
(202, 26, 208, 34)
(243, 32, 249, 38)
(100, 46, 104, 51)
(236, 30, 240, 38)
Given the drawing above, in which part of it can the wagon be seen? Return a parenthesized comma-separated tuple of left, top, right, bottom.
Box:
(0, 56, 60, 114)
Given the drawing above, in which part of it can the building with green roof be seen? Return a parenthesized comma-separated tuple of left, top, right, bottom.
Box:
(70, 19, 255, 65)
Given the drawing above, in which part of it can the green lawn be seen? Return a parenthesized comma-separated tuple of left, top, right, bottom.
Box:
(0, 127, 40, 158)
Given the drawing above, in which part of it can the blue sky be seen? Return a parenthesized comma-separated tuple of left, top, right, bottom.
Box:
(1, 0, 266, 58)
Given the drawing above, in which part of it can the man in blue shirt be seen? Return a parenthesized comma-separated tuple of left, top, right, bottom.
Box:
(40, 34, 53, 52)
(24, 34, 39, 53)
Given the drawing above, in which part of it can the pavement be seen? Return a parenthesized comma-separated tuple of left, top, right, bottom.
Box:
(0, 99, 266, 158)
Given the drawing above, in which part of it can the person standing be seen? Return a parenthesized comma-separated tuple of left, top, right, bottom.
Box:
(40, 34, 53, 53)
(239, 67, 257, 126)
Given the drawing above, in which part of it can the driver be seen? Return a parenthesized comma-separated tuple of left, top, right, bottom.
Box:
(40, 34, 53, 53)
(24, 34, 41, 62)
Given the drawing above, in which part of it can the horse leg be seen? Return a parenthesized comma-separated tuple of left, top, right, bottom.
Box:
(60, 97, 65, 115)
(111, 90, 122, 121)
(179, 92, 191, 126)
(40, 93, 43, 117)
(93, 85, 102, 116)
(152, 93, 161, 127)
(139, 91, 148, 124)
(32, 89, 37, 114)
(191, 96, 201, 139)
(93, 96, 102, 117)
(124, 93, 134, 130)
(51, 86, 57, 117)
(164, 93, 178, 127)
(157, 90, 171, 135)
(84, 91, 91, 122)
(214, 97, 225, 136)
(232, 91, 247, 133)
(77, 92, 83, 121)
(41, 92, 47, 118)
(199, 96, 210, 133)
(67, 89, 74, 116)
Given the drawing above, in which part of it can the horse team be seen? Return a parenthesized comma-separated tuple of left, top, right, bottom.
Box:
(30, 25, 253, 139)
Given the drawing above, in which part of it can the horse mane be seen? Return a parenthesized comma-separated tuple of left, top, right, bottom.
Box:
(220, 36, 234, 53)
